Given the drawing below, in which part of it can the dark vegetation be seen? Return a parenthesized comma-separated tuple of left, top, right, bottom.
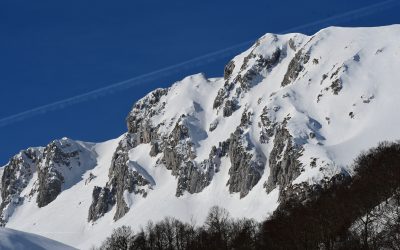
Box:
(96, 142, 400, 250)
(95, 206, 260, 250)
(260, 141, 400, 250)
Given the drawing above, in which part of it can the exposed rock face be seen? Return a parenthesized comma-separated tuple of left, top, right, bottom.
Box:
(36, 169, 63, 208)
(327, 64, 347, 95)
(227, 128, 264, 197)
(107, 88, 169, 219)
(281, 49, 310, 87)
(36, 139, 97, 207)
(36, 144, 70, 208)
(331, 79, 342, 95)
(259, 105, 311, 195)
(213, 44, 282, 116)
(162, 120, 190, 174)
(88, 186, 114, 222)
(240, 110, 252, 127)
(213, 82, 234, 109)
(149, 142, 160, 157)
(0, 138, 97, 225)
(265, 122, 303, 193)
(176, 161, 213, 197)
(124, 88, 168, 153)
(162, 118, 215, 197)
(89, 134, 151, 222)
(0, 148, 42, 225)
(288, 38, 297, 51)
(164, 111, 265, 198)
(224, 60, 235, 80)
(127, 88, 168, 134)
(163, 146, 183, 175)
(88, 88, 168, 222)
(209, 119, 219, 132)
(113, 164, 150, 221)
(222, 100, 236, 117)
(238, 48, 281, 90)
(108, 138, 132, 220)
(259, 106, 277, 143)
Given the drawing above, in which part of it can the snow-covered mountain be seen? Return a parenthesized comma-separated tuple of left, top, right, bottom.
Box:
(1, 25, 400, 249)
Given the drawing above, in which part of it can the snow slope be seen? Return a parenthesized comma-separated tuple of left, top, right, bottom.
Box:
(2, 25, 400, 249)
(0, 228, 76, 250)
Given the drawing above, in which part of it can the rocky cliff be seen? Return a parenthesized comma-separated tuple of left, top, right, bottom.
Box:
(0, 138, 96, 225)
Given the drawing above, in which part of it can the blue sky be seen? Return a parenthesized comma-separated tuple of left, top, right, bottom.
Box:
(1, 0, 400, 165)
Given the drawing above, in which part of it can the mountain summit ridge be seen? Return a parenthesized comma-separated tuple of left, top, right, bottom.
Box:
(1, 25, 400, 248)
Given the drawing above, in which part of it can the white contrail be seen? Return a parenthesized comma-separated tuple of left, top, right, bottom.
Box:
(0, 0, 399, 128)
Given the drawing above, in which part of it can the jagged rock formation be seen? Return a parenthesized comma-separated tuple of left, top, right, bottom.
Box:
(213, 36, 285, 115)
(0, 148, 42, 225)
(109, 136, 149, 220)
(281, 48, 310, 87)
(264, 121, 303, 194)
(88, 88, 168, 221)
(88, 133, 153, 221)
(226, 128, 264, 197)
(163, 118, 215, 197)
(0, 138, 96, 225)
(87, 186, 114, 222)
(36, 139, 97, 207)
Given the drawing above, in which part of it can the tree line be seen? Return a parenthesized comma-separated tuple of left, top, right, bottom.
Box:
(95, 206, 260, 250)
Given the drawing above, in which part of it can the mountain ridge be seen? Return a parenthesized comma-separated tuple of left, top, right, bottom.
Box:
(1, 24, 400, 248)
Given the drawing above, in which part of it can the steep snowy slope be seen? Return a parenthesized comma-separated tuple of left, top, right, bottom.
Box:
(1, 25, 400, 249)
(0, 228, 76, 250)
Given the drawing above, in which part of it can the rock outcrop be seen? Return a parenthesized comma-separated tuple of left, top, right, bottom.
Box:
(87, 186, 114, 222)
(88, 88, 168, 221)
(0, 138, 96, 225)
(88, 134, 152, 222)
(36, 139, 97, 207)
(223, 60, 235, 80)
(281, 49, 310, 86)
(227, 128, 264, 197)
(162, 118, 214, 197)
(0, 148, 42, 225)
(264, 121, 303, 193)
(213, 39, 283, 117)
